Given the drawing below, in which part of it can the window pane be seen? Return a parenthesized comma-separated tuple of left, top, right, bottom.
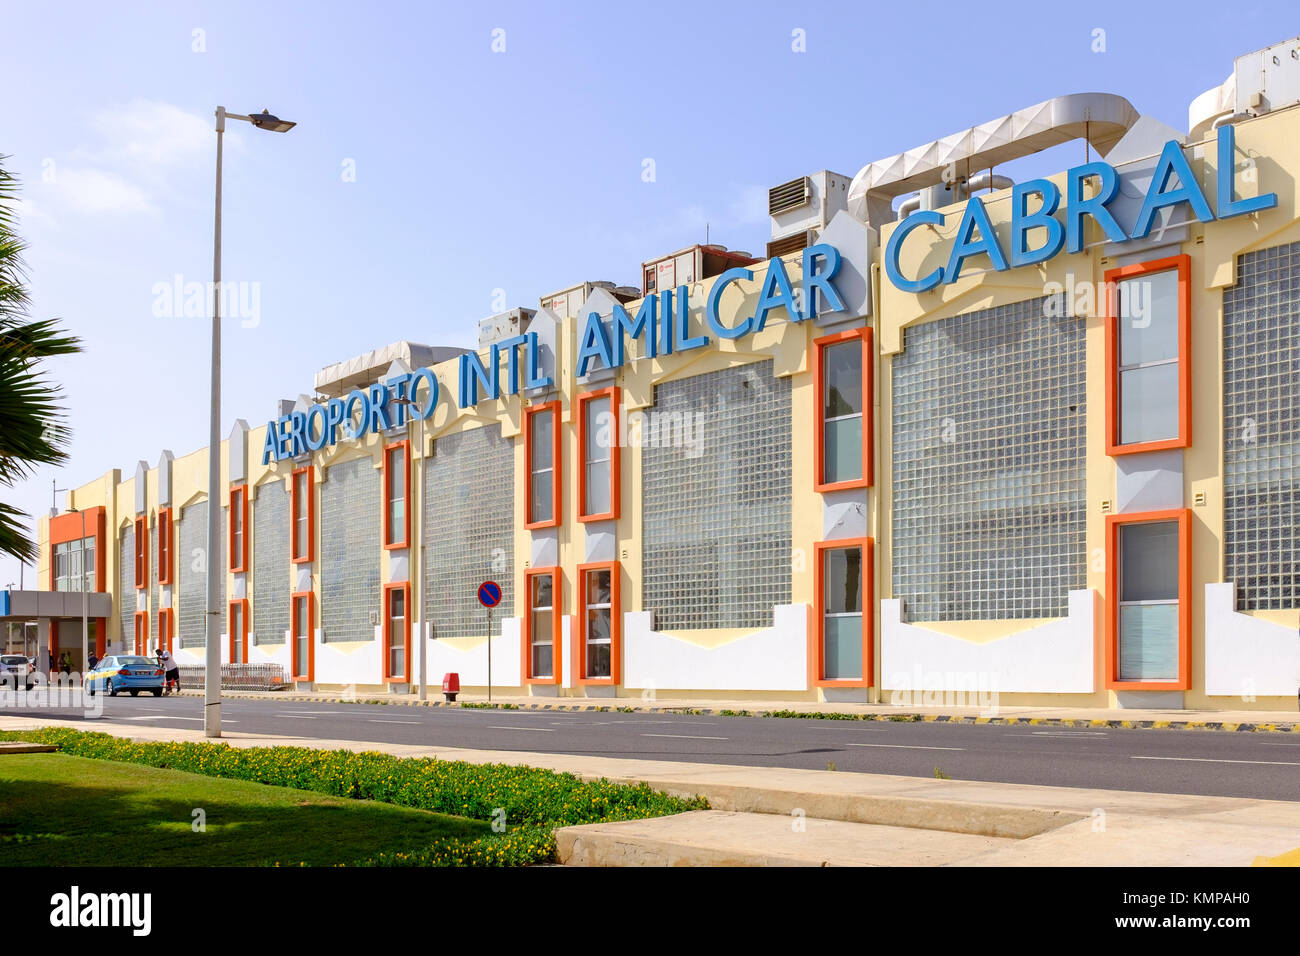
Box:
(1120, 363, 1179, 444)
(585, 569, 611, 607)
(532, 643, 553, 678)
(1118, 269, 1179, 367)
(1120, 521, 1179, 602)
(531, 409, 553, 471)
(824, 547, 862, 615)
(531, 470, 553, 523)
(823, 615, 863, 680)
(585, 460, 611, 515)
(824, 416, 862, 484)
(585, 398, 611, 460)
(1118, 603, 1178, 680)
(824, 340, 863, 418)
(532, 573, 553, 610)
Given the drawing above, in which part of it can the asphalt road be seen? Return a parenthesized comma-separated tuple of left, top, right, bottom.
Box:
(4, 694, 1299, 801)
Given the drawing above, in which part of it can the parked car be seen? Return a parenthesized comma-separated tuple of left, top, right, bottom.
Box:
(0, 654, 33, 690)
(85, 656, 164, 697)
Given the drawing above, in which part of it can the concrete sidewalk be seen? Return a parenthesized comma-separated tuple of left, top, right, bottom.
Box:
(174, 687, 1300, 732)
(2, 713, 1297, 866)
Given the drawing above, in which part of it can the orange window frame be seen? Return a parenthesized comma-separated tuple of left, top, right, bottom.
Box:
(47, 506, 106, 592)
(522, 566, 562, 684)
(575, 560, 620, 686)
(811, 538, 874, 688)
(290, 590, 315, 681)
(1104, 254, 1191, 456)
(134, 515, 148, 589)
(576, 388, 620, 523)
(1103, 508, 1191, 691)
(157, 607, 174, 655)
(133, 610, 149, 656)
(156, 508, 173, 585)
(524, 401, 563, 529)
(290, 467, 315, 564)
(382, 440, 410, 550)
(813, 327, 874, 492)
(229, 486, 249, 572)
(382, 582, 412, 682)
(228, 598, 249, 663)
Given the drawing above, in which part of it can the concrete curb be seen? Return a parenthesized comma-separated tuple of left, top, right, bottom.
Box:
(174, 691, 1300, 733)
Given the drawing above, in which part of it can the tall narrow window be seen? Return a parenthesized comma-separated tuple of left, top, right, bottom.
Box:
(134, 515, 148, 588)
(526, 402, 561, 528)
(157, 607, 174, 655)
(577, 389, 619, 522)
(229, 486, 248, 572)
(156, 508, 173, 585)
(383, 583, 410, 681)
(815, 328, 873, 490)
(383, 441, 410, 549)
(134, 610, 149, 656)
(1106, 256, 1190, 455)
(1106, 510, 1190, 689)
(578, 562, 619, 683)
(229, 599, 247, 664)
(814, 539, 873, 685)
(524, 568, 560, 682)
(291, 591, 314, 680)
(291, 468, 314, 563)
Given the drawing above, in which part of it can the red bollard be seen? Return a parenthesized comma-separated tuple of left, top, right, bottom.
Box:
(442, 672, 460, 702)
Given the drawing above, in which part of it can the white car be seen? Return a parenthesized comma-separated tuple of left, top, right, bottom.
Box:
(0, 654, 34, 691)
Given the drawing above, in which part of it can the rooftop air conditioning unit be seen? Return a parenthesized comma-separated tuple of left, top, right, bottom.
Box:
(477, 307, 536, 349)
(540, 282, 637, 320)
(640, 244, 759, 297)
(766, 170, 850, 258)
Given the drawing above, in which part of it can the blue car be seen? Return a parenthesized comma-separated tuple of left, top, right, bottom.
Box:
(85, 655, 165, 697)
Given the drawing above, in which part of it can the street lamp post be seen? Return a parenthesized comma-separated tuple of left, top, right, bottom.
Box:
(391, 397, 426, 700)
(206, 107, 296, 739)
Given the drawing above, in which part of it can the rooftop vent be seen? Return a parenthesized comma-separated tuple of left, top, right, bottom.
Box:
(768, 176, 810, 215)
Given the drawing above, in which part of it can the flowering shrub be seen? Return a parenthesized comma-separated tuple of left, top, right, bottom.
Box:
(0, 727, 706, 867)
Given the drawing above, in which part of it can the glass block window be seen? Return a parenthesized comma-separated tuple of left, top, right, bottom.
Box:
(1224, 241, 1300, 610)
(892, 297, 1086, 621)
(321, 457, 381, 643)
(642, 362, 793, 630)
(253, 480, 289, 645)
(178, 501, 226, 648)
(118, 524, 134, 645)
(423, 425, 514, 637)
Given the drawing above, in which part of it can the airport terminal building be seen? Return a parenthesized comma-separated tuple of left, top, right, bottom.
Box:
(33, 39, 1300, 710)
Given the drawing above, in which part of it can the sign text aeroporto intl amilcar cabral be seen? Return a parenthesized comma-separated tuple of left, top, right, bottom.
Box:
(261, 243, 849, 465)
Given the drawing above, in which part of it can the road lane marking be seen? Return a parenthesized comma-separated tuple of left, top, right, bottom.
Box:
(640, 733, 728, 740)
(1131, 755, 1300, 766)
(273, 715, 318, 719)
(367, 719, 421, 725)
(843, 743, 963, 751)
(117, 716, 234, 723)
(487, 725, 555, 732)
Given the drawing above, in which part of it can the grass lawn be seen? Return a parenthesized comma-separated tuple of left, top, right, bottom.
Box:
(0, 753, 490, 866)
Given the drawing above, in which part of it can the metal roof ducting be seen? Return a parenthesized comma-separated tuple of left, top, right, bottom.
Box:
(769, 176, 811, 215)
(846, 92, 1141, 230)
(313, 341, 469, 398)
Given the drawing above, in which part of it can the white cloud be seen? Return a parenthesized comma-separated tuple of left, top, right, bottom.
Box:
(728, 184, 769, 225)
(86, 99, 231, 169)
(43, 167, 153, 215)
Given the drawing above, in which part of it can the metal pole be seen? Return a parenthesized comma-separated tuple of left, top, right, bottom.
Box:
(416, 414, 426, 701)
(487, 606, 492, 702)
(205, 107, 226, 738)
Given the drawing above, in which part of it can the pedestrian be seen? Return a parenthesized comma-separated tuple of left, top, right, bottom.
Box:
(87, 650, 98, 672)
(162, 650, 181, 696)
(60, 652, 71, 676)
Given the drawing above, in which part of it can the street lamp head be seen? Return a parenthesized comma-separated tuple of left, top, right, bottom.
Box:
(249, 110, 296, 133)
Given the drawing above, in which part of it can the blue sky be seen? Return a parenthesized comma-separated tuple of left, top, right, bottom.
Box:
(1, 0, 1295, 582)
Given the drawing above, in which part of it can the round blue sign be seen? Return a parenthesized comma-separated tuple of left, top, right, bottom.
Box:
(477, 580, 502, 608)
